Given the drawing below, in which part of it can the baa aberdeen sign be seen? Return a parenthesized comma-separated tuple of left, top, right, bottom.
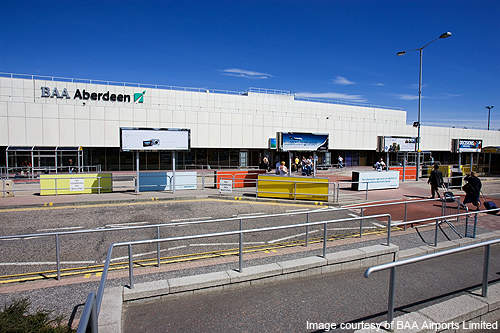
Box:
(40, 87, 145, 103)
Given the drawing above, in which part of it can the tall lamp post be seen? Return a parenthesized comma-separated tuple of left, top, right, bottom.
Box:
(397, 32, 452, 181)
(486, 106, 494, 130)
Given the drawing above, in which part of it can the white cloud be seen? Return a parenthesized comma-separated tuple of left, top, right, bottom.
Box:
(396, 94, 421, 100)
(295, 92, 367, 102)
(221, 68, 272, 79)
(332, 76, 355, 85)
(375, 82, 385, 87)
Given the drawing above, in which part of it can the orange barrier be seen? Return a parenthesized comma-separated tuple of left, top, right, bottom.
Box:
(390, 166, 416, 180)
(215, 170, 267, 188)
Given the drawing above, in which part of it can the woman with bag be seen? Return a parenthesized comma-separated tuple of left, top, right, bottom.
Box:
(462, 171, 482, 210)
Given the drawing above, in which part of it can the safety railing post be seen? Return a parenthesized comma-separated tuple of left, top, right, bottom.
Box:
(238, 218, 243, 272)
(55, 177, 58, 195)
(360, 208, 364, 238)
(156, 226, 161, 267)
(336, 182, 340, 203)
(294, 182, 297, 200)
(202, 174, 205, 189)
(434, 218, 439, 246)
(387, 267, 396, 325)
(441, 199, 445, 217)
(98, 176, 101, 194)
(403, 202, 408, 231)
(365, 182, 368, 200)
(128, 244, 134, 288)
(482, 244, 490, 297)
(305, 212, 309, 247)
(55, 234, 61, 280)
(386, 216, 391, 246)
(473, 213, 478, 238)
(90, 294, 98, 333)
(322, 222, 327, 257)
(465, 215, 470, 237)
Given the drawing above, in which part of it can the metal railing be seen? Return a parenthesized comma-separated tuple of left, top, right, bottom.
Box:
(0, 165, 102, 179)
(364, 238, 500, 325)
(76, 212, 392, 332)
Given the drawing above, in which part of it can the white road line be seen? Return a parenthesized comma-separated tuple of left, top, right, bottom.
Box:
(4, 236, 43, 241)
(0, 261, 96, 266)
(327, 226, 377, 231)
(109, 245, 188, 262)
(232, 212, 266, 217)
(348, 213, 359, 218)
(188, 242, 266, 247)
(171, 217, 212, 222)
(36, 226, 84, 232)
(286, 209, 309, 212)
(268, 230, 321, 244)
(371, 222, 386, 228)
(105, 221, 151, 228)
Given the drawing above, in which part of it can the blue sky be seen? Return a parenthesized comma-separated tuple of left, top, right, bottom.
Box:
(2, 0, 499, 129)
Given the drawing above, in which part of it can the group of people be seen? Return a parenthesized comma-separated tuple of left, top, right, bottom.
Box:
(428, 164, 483, 211)
(259, 156, 315, 176)
(374, 158, 387, 172)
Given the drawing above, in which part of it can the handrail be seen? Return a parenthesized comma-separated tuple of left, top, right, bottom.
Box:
(364, 238, 500, 325)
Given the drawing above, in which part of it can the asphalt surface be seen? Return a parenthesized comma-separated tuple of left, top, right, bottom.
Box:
(123, 246, 500, 333)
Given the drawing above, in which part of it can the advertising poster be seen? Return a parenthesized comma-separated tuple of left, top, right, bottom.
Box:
(383, 136, 416, 152)
(120, 128, 190, 151)
(278, 132, 329, 151)
(458, 139, 482, 152)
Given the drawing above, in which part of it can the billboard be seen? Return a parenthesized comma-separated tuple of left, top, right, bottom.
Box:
(456, 139, 482, 153)
(120, 128, 190, 151)
(379, 136, 416, 152)
(277, 132, 329, 152)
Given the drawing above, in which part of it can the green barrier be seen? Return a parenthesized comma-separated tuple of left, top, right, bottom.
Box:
(40, 173, 113, 196)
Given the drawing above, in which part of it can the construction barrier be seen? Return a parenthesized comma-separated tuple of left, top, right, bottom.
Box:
(215, 170, 267, 189)
(138, 172, 197, 191)
(1, 180, 14, 197)
(389, 166, 416, 180)
(40, 173, 112, 195)
(257, 175, 329, 201)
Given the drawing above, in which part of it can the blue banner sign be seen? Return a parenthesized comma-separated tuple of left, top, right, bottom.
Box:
(278, 132, 329, 151)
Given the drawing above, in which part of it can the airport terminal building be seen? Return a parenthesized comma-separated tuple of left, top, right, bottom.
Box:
(1, 73, 499, 172)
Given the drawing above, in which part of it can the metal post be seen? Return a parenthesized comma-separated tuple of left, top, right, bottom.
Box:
(128, 244, 134, 288)
(172, 151, 176, 194)
(360, 208, 364, 237)
(387, 267, 396, 324)
(98, 176, 101, 194)
(55, 234, 61, 280)
(313, 152, 317, 177)
(402, 157, 406, 182)
(488, 153, 492, 176)
(441, 198, 445, 216)
(458, 152, 461, 168)
(135, 151, 139, 194)
(322, 222, 327, 257)
(416, 48, 423, 182)
(305, 212, 309, 246)
(403, 202, 408, 224)
(55, 177, 58, 195)
(294, 182, 297, 200)
(156, 226, 161, 267)
(288, 152, 292, 177)
(482, 245, 490, 297)
(465, 215, 469, 237)
(90, 294, 98, 333)
(336, 183, 340, 203)
(238, 218, 243, 272)
(434, 218, 439, 246)
(470, 153, 473, 174)
(386, 151, 389, 172)
(365, 182, 368, 200)
(202, 174, 205, 189)
(386, 216, 391, 246)
(473, 213, 478, 238)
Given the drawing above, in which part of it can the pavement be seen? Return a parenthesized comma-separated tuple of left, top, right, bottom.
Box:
(0, 167, 499, 330)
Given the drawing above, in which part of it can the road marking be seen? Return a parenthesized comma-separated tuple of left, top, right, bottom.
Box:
(105, 221, 150, 228)
(286, 209, 309, 212)
(171, 217, 212, 222)
(268, 230, 321, 244)
(109, 246, 188, 262)
(327, 226, 377, 231)
(0, 261, 96, 266)
(348, 213, 359, 218)
(371, 222, 386, 228)
(36, 226, 84, 232)
(3, 236, 43, 241)
(188, 242, 266, 246)
(233, 212, 266, 217)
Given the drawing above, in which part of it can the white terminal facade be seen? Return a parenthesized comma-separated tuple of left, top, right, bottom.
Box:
(1, 73, 499, 170)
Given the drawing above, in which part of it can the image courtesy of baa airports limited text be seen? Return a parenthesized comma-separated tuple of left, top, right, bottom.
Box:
(1, 1, 500, 332)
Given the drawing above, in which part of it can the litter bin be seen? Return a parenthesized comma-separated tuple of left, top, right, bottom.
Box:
(451, 171, 463, 188)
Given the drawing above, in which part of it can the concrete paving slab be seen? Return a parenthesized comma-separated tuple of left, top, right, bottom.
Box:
(226, 263, 282, 283)
(324, 248, 365, 265)
(470, 280, 500, 311)
(398, 247, 428, 259)
(98, 287, 123, 333)
(390, 312, 435, 333)
(418, 294, 488, 324)
(123, 279, 170, 301)
(277, 256, 327, 274)
(358, 243, 398, 257)
(168, 271, 230, 293)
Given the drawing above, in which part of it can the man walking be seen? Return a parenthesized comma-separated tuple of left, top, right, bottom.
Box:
(428, 164, 443, 199)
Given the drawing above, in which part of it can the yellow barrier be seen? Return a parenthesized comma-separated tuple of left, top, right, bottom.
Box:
(460, 165, 478, 175)
(257, 175, 329, 201)
(40, 173, 112, 196)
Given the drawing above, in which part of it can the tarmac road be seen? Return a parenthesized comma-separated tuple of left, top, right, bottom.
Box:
(123, 246, 500, 333)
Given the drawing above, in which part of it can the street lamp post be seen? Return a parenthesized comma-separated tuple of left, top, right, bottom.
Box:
(397, 32, 452, 181)
(486, 106, 494, 130)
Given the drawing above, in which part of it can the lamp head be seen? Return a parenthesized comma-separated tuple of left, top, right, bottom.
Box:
(396, 51, 406, 56)
(439, 32, 452, 39)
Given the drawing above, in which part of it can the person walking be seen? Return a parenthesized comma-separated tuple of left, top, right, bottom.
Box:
(338, 155, 344, 168)
(462, 171, 482, 210)
(427, 164, 443, 199)
(279, 161, 288, 176)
